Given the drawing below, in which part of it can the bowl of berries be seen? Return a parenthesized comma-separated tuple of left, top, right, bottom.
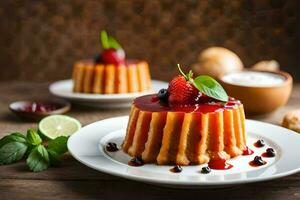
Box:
(9, 99, 71, 121)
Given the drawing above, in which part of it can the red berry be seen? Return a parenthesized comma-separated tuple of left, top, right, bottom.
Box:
(101, 48, 125, 65)
(168, 76, 200, 105)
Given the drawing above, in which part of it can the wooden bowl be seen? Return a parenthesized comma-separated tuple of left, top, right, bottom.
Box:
(219, 70, 293, 115)
(9, 99, 71, 122)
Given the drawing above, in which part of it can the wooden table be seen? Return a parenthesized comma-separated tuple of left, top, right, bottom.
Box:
(0, 82, 299, 200)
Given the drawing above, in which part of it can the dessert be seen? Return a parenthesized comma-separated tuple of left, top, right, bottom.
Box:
(122, 65, 247, 168)
(72, 31, 152, 94)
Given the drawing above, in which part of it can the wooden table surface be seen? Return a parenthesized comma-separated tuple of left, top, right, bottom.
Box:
(0, 82, 300, 200)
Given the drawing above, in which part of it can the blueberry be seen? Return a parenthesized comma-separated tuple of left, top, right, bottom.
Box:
(256, 139, 265, 147)
(201, 166, 211, 174)
(131, 156, 144, 166)
(105, 142, 118, 152)
(253, 156, 265, 165)
(94, 54, 101, 63)
(172, 165, 182, 173)
(266, 148, 276, 157)
(158, 89, 168, 101)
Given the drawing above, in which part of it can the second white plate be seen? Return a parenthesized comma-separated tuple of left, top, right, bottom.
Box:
(49, 79, 168, 108)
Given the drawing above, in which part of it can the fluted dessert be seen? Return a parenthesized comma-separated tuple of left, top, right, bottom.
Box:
(122, 65, 247, 168)
(72, 31, 152, 94)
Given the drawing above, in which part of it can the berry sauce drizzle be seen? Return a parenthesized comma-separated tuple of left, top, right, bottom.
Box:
(242, 146, 254, 156)
(128, 157, 144, 167)
(249, 160, 267, 167)
(170, 165, 182, 173)
(208, 158, 233, 170)
(134, 94, 241, 113)
(254, 139, 265, 148)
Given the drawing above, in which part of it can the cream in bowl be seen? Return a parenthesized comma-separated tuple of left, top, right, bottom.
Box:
(219, 70, 292, 115)
(221, 71, 287, 87)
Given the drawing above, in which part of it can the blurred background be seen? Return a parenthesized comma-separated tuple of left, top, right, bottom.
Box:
(0, 0, 299, 82)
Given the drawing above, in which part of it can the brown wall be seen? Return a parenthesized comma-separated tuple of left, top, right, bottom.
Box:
(0, 0, 299, 82)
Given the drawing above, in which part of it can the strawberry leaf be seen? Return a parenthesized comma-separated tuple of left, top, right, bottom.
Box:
(100, 30, 122, 50)
(108, 36, 122, 49)
(100, 30, 110, 49)
(193, 75, 229, 102)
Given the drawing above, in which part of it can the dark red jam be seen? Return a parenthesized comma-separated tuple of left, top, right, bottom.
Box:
(170, 165, 182, 173)
(134, 94, 241, 113)
(208, 158, 233, 170)
(242, 146, 254, 156)
(249, 156, 267, 167)
(20, 102, 61, 113)
(262, 148, 276, 157)
(105, 142, 119, 152)
(254, 139, 265, 148)
(128, 156, 144, 167)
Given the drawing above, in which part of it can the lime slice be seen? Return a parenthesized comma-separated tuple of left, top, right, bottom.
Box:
(38, 115, 81, 140)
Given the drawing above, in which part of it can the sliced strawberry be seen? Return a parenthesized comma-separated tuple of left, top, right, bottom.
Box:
(168, 75, 201, 106)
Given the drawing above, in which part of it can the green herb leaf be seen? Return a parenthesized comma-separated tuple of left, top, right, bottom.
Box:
(48, 149, 62, 166)
(100, 30, 110, 49)
(0, 133, 28, 165)
(193, 75, 229, 102)
(0, 141, 28, 165)
(108, 36, 122, 49)
(26, 145, 49, 172)
(47, 136, 68, 154)
(0, 132, 27, 148)
(26, 129, 42, 146)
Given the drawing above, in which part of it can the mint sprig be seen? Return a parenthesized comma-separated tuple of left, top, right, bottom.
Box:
(0, 129, 70, 172)
(0, 141, 28, 165)
(100, 30, 122, 50)
(26, 129, 42, 146)
(0, 133, 28, 165)
(26, 145, 50, 172)
(47, 136, 68, 155)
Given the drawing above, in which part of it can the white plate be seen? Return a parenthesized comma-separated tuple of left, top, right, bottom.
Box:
(68, 116, 300, 188)
(49, 79, 168, 108)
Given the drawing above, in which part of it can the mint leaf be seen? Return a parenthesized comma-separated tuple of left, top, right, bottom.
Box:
(193, 75, 229, 102)
(100, 30, 110, 49)
(0, 133, 27, 148)
(47, 136, 68, 167)
(0, 133, 28, 165)
(108, 36, 122, 49)
(26, 145, 49, 172)
(47, 136, 68, 154)
(0, 141, 28, 165)
(48, 149, 61, 166)
(26, 129, 42, 146)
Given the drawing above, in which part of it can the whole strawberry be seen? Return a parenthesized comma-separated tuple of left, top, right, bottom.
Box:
(99, 30, 125, 65)
(168, 65, 202, 106)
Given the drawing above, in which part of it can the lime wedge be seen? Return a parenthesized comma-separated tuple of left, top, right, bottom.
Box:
(38, 115, 81, 140)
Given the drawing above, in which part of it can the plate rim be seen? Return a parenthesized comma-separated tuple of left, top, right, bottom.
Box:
(68, 116, 300, 186)
(49, 79, 168, 100)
